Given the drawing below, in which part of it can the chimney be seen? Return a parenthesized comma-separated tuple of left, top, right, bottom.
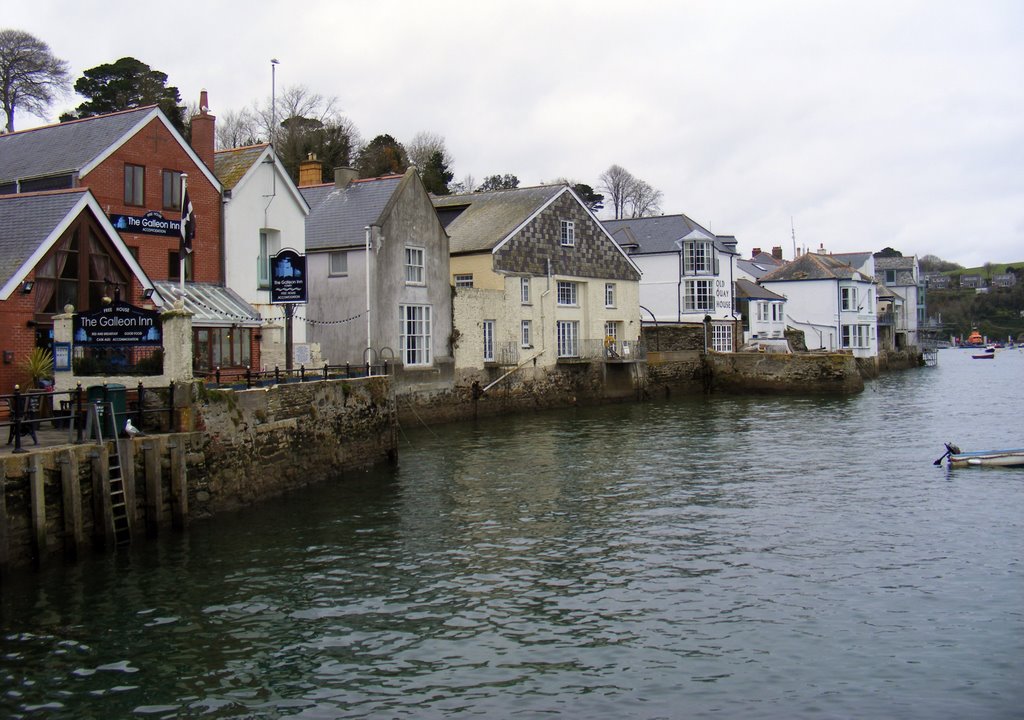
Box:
(772, 246, 783, 260)
(752, 247, 762, 257)
(298, 154, 323, 187)
(190, 89, 216, 171)
(334, 166, 358, 188)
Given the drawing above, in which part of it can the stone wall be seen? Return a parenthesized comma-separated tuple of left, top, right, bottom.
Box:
(708, 351, 864, 394)
(0, 376, 397, 572)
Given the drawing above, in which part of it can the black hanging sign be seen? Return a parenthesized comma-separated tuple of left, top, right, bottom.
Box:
(109, 211, 183, 238)
(73, 301, 163, 346)
(270, 248, 307, 304)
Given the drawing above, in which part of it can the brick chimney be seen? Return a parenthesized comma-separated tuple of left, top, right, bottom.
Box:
(752, 247, 762, 257)
(334, 166, 358, 188)
(298, 154, 323, 187)
(190, 89, 216, 171)
(772, 246, 783, 260)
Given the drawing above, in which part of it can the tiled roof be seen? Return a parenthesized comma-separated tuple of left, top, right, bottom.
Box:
(760, 252, 872, 282)
(602, 214, 736, 255)
(301, 175, 404, 251)
(432, 185, 565, 254)
(0, 190, 89, 290)
(214, 144, 269, 191)
(0, 107, 157, 183)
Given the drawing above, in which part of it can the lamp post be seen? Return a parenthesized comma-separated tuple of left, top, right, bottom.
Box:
(270, 58, 279, 146)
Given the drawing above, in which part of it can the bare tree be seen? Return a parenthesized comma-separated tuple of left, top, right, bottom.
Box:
(450, 174, 476, 194)
(599, 164, 635, 219)
(216, 107, 261, 149)
(600, 164, 663, 218)
(628, 179, 663, 218)
(407, 131, 453, 169)
(0, 28, 71, 132)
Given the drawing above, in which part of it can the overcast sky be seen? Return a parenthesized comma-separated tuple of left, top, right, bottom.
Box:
(8, 1, 1023, 267)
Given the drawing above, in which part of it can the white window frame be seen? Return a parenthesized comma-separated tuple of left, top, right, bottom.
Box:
(258, 229, 280, 290)
(560, 220, 575, 247)
(405, 246, 425, 285)
(771, 302, 784, 322)
(455, 274, 473, 288)
(684, 279, 713, 311)
(684, 241, 713, 275)
(841, 286, 857, 311)
(605, 282, 616, 308)
(756, 302, 769, 322)
(520, 276, 531, 304)
(604, 321, 619, 343)
(482, 320, 495, 362)
(329, 250, 348, 277)
(399, 304, 431, 366)
(712, 323, 733, 352)
(521, 320, 532, 348)
(557, 320, 579, 358)
(557, 281, 578, 307)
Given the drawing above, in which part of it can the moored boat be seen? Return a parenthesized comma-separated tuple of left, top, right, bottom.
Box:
(937, 443, 1024, 468)
(972, 352, 995, 359)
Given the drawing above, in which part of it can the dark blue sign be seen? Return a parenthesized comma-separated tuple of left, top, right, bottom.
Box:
(73, 301, 162, 346)
(109, 211, 182, 237)
(271, 249, 307, 304)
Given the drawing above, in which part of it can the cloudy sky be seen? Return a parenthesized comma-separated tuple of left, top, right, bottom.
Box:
(8, 1, 1023, 267)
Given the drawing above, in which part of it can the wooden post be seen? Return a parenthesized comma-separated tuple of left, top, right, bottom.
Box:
(29, 456, 47, 564)
(60, 451, 83, 558)
(143, 440, 164, 535)
(90, 449, 114, 548)
(168, 438, 189, 529)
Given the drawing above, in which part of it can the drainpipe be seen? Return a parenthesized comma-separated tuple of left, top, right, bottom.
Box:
(677, 244, 683, 322)
(365, 225, 372, 355)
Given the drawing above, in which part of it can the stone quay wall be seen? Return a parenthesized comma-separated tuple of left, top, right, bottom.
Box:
(0, 376, 396, 573)
(707, 352, 865, 394)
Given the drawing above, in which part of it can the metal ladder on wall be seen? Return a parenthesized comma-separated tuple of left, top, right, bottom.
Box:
(86, 401, 132, 546)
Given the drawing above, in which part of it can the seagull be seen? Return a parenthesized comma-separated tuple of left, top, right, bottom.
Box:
(124, 418, 145, 437)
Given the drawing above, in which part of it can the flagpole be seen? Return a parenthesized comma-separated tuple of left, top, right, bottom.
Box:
(180, 173, 188, 298)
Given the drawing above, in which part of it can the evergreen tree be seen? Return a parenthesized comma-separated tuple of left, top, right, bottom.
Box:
(61, 57, 184, 133)
(421, 149, 454, 194)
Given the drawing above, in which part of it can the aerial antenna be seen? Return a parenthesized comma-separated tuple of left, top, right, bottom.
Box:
(791, 216, 797, 258)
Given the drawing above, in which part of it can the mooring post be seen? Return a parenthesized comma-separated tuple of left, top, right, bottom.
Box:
(90, 448, 113, 548)
(168, 439, 188, 529)
(59, 451, 83, 559)
(143, 440, 164, 536)
(28, 456, 46, 564)
(0, 462, 9, 574)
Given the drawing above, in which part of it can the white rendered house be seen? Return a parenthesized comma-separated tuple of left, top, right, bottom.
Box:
(215, 144, 310, 370)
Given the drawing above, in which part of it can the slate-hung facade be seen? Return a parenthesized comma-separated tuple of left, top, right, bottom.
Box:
(435, 185, 641, 375)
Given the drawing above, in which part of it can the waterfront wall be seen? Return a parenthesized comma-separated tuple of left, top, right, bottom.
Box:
(0, 376, 396, 573)
(396, 361, 643, 427)
(707, 351, 865, 394)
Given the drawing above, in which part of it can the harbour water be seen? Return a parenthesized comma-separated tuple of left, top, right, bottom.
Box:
(2, 348, 1022, 718)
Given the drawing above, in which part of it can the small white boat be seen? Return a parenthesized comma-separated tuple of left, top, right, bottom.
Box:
(937, 443, 1024, 468)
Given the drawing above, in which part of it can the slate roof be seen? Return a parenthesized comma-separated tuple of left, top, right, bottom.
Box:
(737, 258, 777, 280)
(873, 255, 918, 285)
(214, 144, 268, 191)
(831, 251, 873, 272)
(760, 252, 872, 283)
(735, 278, 785, 301)
(0, 107, 157, 184)
(602, 214, 737, 255)
(432, 185, 565, 255)
(0, 190, 88, 290)
(301, 175, 404, 251)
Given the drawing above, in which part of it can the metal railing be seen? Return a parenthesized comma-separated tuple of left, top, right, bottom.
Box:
(198, 362, 392, 390)
(2, 381, 176, 453)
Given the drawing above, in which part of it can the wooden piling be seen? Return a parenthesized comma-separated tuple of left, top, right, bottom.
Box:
(118, 439, 137, 539)
(168, 440, 188, 529)
(59, 451, 83, 558)
(90, 448, 114, 548)
(29, 456, 46, 563)
(0, 462, 9, 573)
(143, 440, 164, 535)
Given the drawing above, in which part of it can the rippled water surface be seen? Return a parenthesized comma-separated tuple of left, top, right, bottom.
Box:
(2, 349, 1023, 718)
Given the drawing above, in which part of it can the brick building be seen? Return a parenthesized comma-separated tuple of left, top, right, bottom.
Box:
(0, 99, 262, 386)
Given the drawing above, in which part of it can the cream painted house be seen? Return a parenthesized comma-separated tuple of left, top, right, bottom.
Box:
(434, 185, 642, 381)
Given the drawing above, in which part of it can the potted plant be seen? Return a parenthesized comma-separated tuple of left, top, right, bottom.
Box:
(22, 347, 54, 389)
